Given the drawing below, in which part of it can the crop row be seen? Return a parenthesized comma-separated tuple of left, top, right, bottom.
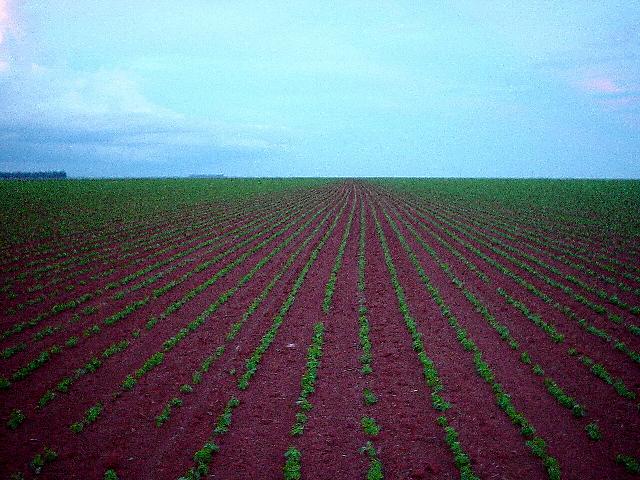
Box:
(2, 187, 328, 318)
(3, 190, 348, 479)
(438, 200, 640, 299)
(60, 195, 345, 431)
(3, 181, 636, 479)
(394, 196, 640, 370)
(3, 201, 262, 310)
(2, 199, 230, 285)
(283, 195, 360, 478)
(424, 203, 640, 322)
(355, 199, 384, 480)
(1, 185, 332, 326)
(386, 205, 593, 426)
(389, 193, 639, 405)
(378, 188, 640, 477)
(1, 179, 333, 276)
(377, 202, 561, 479)
(424, 193, 640, 287)
(180, 193, 353, 478)
(420, 187, 639, 270)
(237, 200, 351, 390)
(5, 193, 338, 433)
(418, 201, 638, 325)
(0, 193, 313, 345)
(448, 208, 640, 314)
(371, 202, 481, 480)
(288, 322, 325, 437)
(0, 199, 317, 391)
(152, 200, 341, 428)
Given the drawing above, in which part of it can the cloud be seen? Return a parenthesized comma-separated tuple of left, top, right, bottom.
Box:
(0, 1, 290, 163)
(0, 0, 10, 45)
(539, 61, 640, 125)
(580, 77, 624, 94)
(0, 64, 290, 166)
(52, 69, 176, 116)
(0, 0, 19, 73)
(598, 96, 640, 109)
(0, 61, 291, 177)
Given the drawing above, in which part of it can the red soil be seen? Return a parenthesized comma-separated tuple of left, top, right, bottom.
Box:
(1, 181, 638, 480)
(298, 196, 367, 479)
(44, 192, 345, 479)
(0, 191, 337, 429)
(0, 189, 331, 354)
(1, 187, 321, 314)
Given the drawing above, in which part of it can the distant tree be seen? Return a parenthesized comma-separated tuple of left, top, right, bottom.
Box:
(0, 171, 67, 180)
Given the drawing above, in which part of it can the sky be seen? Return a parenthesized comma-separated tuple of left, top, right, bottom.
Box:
(0, 1, 639, 178)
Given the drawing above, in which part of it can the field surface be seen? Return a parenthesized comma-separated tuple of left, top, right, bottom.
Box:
(1, 178, 639, 479)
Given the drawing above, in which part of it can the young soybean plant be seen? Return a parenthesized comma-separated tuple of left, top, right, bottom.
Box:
(290, 323, 325, 437)
(585, 422, 601, 441)
(360, 441, 383, 480)
(361, 416, 381, 437)
(7, 409, 26, 430)
(363, 388, 378, 406)
(283, 447, 302, 480)
(29, 447, 57, 474)
(103, 469, 119, 480)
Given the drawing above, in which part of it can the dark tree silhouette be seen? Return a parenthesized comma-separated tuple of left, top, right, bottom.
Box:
(0, 171, 67, 180)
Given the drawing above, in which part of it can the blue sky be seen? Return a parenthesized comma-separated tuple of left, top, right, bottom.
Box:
(0, 1, 638, 178)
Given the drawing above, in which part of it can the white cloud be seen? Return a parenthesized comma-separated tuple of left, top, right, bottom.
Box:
(3, 64, 179, 120)
(0, 2, 8, 72)
(0, 0, 18, 70)
(0, 63, 290, 157)
(0, 0, 10, 44)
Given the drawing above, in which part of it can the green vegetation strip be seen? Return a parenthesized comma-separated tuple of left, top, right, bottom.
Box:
(289, 323, 325, 436)
(399, 198, 640, 368)
(356, 199, 384, 479)
(3, 190, 284, 299)
(65, 196, 341, 430)
(181, 193, 351, 478)
(5, 196, 273, 309)
(2, 196, 322, 390)
(28, 195, 335, 413)
(423, 201, 640, 321)
(379, 204, 561, 479)
(322, 202, 355, 312)
(389, 207, 589, 420)
(177, 396, 240, 479)
(449, 209, 640, 315)
(0, 195, 308, 343)
(416, 200, 640, 333)
(0, 178, 333, 245)
(237, 199, 350, 389)
(154, 203, 338, 427)
(371, 203, 480, 480)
